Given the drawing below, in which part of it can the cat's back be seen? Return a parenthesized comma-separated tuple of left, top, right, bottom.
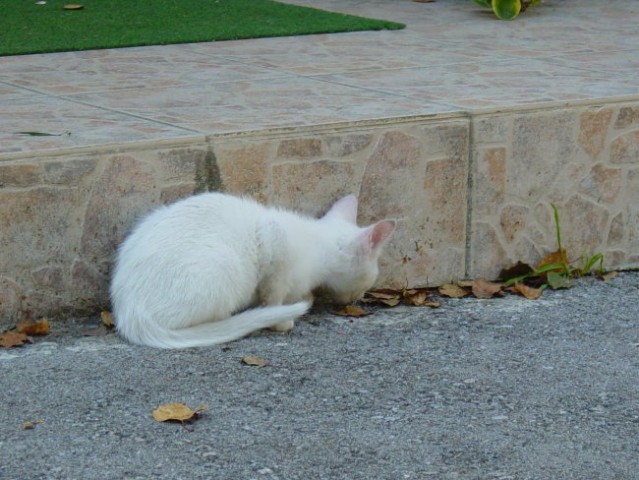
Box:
(121, 193, 266, 256)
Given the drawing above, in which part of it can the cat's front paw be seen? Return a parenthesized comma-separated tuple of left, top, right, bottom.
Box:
(269, 320, 295, 332)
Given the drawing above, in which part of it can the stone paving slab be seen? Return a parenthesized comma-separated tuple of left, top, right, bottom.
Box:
(1, 0, 638, 153)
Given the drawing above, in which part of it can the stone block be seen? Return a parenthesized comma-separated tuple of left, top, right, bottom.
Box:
(610, 131, 639, 164)
(578, 164, 623, 204)
(43, 158, 97, 185)
(80, 155, 157, 263)
(215, 141, 271, 202)
(0, 163, 42, 188)
(579, 107, 613, 160)
(272, 159, 363, 215)
(276, 138, 322, 158)
(324, 134, 373, 157)
(615, 106, 639, 129)
(157, 147, 207, 181)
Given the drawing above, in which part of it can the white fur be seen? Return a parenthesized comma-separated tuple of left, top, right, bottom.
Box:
(110, 193, 395, 349)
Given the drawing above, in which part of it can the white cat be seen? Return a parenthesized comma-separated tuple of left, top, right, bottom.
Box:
(110, 192, 395, 349)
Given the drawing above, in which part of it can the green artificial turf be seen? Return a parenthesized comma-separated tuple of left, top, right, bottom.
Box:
(0, 0, 405, 56)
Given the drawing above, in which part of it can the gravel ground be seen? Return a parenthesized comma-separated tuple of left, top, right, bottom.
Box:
(1, 273, 638, 480)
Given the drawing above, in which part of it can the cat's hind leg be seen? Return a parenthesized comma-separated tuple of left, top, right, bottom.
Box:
(268, 292, 314, 332)
(269, 319, 295, 332)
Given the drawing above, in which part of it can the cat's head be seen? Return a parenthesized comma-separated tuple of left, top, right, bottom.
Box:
(321, 195, 396, 303)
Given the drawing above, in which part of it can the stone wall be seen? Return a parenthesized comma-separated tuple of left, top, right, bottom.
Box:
(1, 102, 638, 327)
(470, 104, 639, 279)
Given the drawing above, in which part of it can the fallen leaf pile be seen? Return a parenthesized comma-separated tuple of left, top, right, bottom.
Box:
(1, 318, 50, 348)
(359, 279, 511, 308)
(336, 244, 618, 320)
(361, 287, 442, 308)
(404, 289, 441, 307)
(333, 275, 554, 319)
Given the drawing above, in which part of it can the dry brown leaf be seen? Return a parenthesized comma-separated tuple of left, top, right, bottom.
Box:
(16, 318, 50, 336)
(438, 283, 469, 298)
(241, 355, 268, 367)
(0, 331, 31, 348)
(472, 278, 503, 299)
(380, 297, 401, 307)
(100, 311, 115, 328)
(362, 290, 402, 307)
(402, 291, 433, 307)
(511, 282, 543, 300)
(361, 296, 401, 307)
(334, 305, 373, 318)
(152, 402, 208, 423)
(600, 271, 618, 282)
(23, 419, 44, 430)
(456, 280, 475, 288)
(537, 248, 569, 271)
(398, 288, 439, 307)
(366, 291, 398, 300)
(405, 290, 428, 305)
(402, 287, 435, 296)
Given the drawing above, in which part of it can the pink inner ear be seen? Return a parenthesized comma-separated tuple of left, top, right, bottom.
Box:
(370, 220, 396, 248)
(359, 220, 396, 254)
(325, 194, 358, 223)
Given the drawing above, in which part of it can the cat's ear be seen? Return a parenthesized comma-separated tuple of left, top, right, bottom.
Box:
(359, 220, 396, 254)
(323, 194, 358, 223)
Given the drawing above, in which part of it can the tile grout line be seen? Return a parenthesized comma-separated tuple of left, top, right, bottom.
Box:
(297, 73, 463, 112)
(0, 79, 204, 134)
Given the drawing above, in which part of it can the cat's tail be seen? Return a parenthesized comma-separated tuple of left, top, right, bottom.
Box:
(117, 301, 311, 349)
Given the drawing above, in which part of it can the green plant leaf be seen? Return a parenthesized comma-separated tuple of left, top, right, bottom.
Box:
(472, 0, 492, 7)
(547, 271, 572, 290)
(534, 263, 570, 275)
(500, 261, 535, 286)
(491, 0, 521, 19)
(503, 274, 529, 287)
(578, 252, 604, 276)
(550, 203, 563, 251)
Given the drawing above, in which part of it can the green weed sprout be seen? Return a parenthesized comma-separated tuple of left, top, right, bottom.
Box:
(504, 204, 605, 289)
